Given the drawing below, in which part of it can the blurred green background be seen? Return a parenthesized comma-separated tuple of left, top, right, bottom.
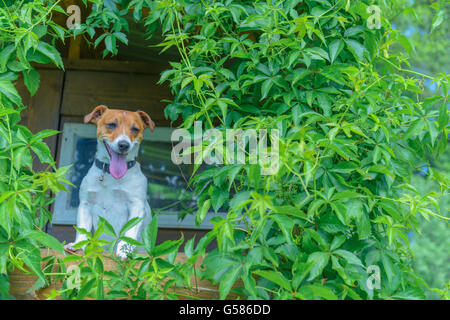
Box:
(392, 0, 449, 299)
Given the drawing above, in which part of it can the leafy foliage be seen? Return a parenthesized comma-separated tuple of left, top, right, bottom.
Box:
(389, 0, 450, 299)
(0, 0, 71, 297)
(0, 0, 198, 300)
(48, 216, 196, 300)
(409, 157, 450, 299)
(136, 0, 449, 299)
(1, 0, 448, 300)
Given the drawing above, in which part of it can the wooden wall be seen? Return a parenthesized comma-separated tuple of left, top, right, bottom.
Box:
(17, 69, 64, 172)
(18, 59, 210, 249)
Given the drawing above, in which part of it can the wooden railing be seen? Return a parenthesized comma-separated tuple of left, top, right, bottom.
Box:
(8, 249, 242, 300)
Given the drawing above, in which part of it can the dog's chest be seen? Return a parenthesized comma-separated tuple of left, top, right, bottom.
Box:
(88, 187, 127, 209)
(81, 169, 129, 214)
(81, 164, 146, 210)
(85, 176, 130, 207)
(83, 174, 133, 235)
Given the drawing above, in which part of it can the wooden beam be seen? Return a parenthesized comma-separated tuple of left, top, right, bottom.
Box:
(68, 36, 82, 59)
(32, 58, 170, 75)
(66, 0, 82, 59)
(60, 70, 171, 118)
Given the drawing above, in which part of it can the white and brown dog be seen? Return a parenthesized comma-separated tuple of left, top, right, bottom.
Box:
(64, 105, 155, 259)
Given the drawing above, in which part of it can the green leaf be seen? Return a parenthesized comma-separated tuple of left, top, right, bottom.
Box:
(261, 78, 273, 100)
(50, 24, 66, 41)
(273, 205, 308, 220)
(392, 287, 426, 300)
(292, 68, 311, 85)
(105, 35, 114, 52)
(151, 236, 183, 257)
(333, 249, 364, 267)
(96, 278, 104, 300)
(404, 119, 425, 140)
(0, 79, 22, 105)
(253, 270, 292, 291)
(345, 39, 365, 62)
(0, 274, 11, 298)
(307, 252, 330, 281)
(0, 45, 15, 72)
(431, 10, 444, 32)
(24, 32, 39, 52)
(316, 93, 331, 116)
(381, 251, 397, 284)
(329, 39, 344, 63)
(118, 217, 143, 237)
(330, 234, 346, 251)
(0, 191, 14, 205)
(31, 141, 53, 164)
(344, 26, 363, 38)
(21, 230, 64, 253)
(0, 108, 18, 117)
(331, 255, 352, 285)
(36, 42, 63, 69)
(13, 146, 32, 170)
(219, 265, 242, 299)
(300, 284, 338, 300)
(114, 32, 128, 45)
(184, 236, 195, 259)
(15, 241, 45, 283)
(331, 190, 363, 201)
(202, 22, 216, 38)
(62, 255, 84, 263)
(142, 215, 158, 254)
(303, 228, 328, 248)
(292, 261, 313, 290)
(437, 131, 447, 155)
(307, 199, 325, 218)
(31, 129, 60, 143)
(195, 199, 211, 226)
(368, 165, 394, 178)
(98, 217, 116, 237)
(271, 214, 294, 243)
(355, 211, 371, 240)
(120, 236, 142, 247)
(76, 278, 96, 300)
(229, 191, 251, 211)
(438, 101, 448, 130)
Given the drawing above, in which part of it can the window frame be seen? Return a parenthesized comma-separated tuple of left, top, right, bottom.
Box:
(53, 122, 225, 230)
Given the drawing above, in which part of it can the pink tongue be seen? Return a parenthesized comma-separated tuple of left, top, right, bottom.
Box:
(108, 147, 127, 179)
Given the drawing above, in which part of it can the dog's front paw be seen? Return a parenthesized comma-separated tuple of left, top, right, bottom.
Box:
(116, 241, 136, 260)
(64, 242, 85, 253)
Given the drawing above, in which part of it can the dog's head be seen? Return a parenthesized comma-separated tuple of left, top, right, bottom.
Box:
(84, 105, 155, 179)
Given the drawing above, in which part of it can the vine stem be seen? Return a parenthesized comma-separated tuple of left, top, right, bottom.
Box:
(4, 113, 14, 185)
(379, 56, 435, 80)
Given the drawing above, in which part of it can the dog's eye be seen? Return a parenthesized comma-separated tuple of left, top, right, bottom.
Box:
(131, 126, 139, 134)
(107, 122, 117, 129)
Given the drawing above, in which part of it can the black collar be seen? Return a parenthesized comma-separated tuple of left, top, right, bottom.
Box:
(94, 158, 137, 174)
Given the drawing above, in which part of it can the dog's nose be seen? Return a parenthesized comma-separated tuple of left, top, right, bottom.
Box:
(118, 141, 130, 152)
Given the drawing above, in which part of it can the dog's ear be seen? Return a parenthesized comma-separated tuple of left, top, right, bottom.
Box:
(137, 110, 155, 132)
(84, 105, 108, 124)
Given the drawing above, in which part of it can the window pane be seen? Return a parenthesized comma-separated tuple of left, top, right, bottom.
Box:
(139, 140, 196, 212)
(70, 137, 96, 207)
